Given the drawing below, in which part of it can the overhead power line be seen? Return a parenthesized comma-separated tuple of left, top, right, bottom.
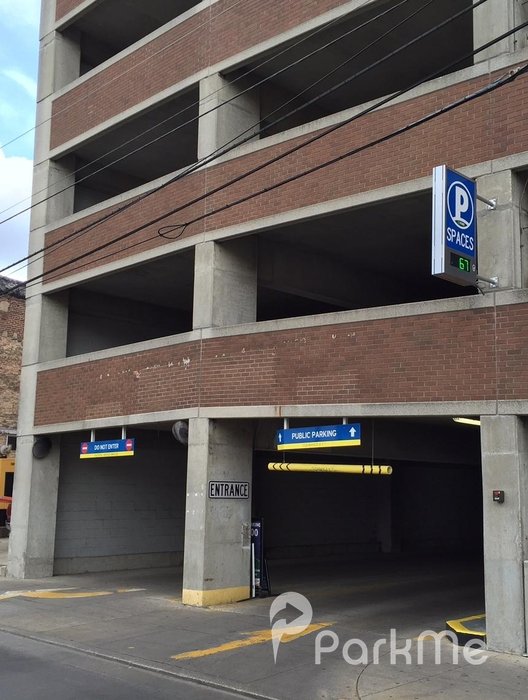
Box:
(0, 0, 413, 228)
(1, 0, 487, 280)
(21, 39, 527, 294)
(0, 0, 250, 152)
(36, 60, 527, 295)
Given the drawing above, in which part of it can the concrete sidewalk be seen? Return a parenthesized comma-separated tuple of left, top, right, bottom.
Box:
(0, 564, 526, 699)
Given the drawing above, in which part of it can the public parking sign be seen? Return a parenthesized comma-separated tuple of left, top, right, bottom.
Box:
(432, 165, 478, 286)
(276, 423, 361, 450)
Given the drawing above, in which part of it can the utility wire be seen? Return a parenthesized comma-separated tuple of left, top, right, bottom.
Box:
(37, 59, 527, 293)
(3, 0, 500, 289)
(1, 0, 484, 278)
(183, 66, 528, 229)
(0, 0, 249, 152)
(0, 0, 412, 227)
(21, 28, 526, 295)
(0, 0, 418, 279)
(0, 0, 384, 221)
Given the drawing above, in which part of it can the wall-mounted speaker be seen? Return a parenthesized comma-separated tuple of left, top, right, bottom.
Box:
(32, 436, 52, 459)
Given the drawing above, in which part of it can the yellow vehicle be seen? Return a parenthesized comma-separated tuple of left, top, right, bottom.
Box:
(0, 457, 15, 527)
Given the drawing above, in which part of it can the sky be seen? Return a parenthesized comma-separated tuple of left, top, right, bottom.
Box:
(0, 0, 40, 281)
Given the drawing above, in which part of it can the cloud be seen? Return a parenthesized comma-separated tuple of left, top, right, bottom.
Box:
(0, 0, 40, 28)
(2, 68, 37, 99)
(0, 148, 32, 280)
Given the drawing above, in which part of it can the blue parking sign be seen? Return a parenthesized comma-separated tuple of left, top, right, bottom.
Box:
(432, 165, 478, 286)
(445, 168, 476, 255)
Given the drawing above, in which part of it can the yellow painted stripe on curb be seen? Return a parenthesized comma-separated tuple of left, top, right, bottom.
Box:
(446, 613, 486, 637)
(171, 622, 331, 661)
(182, 586, 250, 606)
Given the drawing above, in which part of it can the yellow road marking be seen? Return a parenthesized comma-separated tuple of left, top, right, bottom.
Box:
(0, 587, 146, 601)
(446, 613, 486, 637)
(171, 622, 332, 661)
(23, 591, 113, 599)
(0, 588, 75, 601)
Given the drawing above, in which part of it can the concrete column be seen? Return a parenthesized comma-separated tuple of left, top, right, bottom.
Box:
(481, 415, 528, 654)
(476, 170, 522, 289)
(8, 0, 74, 579)
(8, 434, 61, 578)
(198, 72, 260, 160)
(193, 238, 257, 329)
(32, 157, 76, 230)
(34, 0, 79, 227)
(182, 418, 253, 606)
(473, 0, 527, 61)
(7, 290, 68, 578)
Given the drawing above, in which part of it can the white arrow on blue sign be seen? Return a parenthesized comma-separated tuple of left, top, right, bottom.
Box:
(276, 424, 361, 451)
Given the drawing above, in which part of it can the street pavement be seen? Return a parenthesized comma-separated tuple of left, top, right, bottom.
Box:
(0, 559, 526, 699)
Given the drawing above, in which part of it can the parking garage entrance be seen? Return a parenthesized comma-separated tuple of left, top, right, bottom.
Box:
(53, 428, 188, 575)
(252, 417, 484, 637)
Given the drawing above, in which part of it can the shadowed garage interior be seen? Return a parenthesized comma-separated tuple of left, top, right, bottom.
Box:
(53, 429, 188, 575)
(251, 416, 484, 626)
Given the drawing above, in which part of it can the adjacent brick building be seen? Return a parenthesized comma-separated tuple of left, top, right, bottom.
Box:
(0, 276, 25, 442)
(8, 0, 528, 655)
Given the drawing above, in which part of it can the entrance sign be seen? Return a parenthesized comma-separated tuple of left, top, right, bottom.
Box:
(432, 165, 478, 286)
(208, 481, 249, 499)
(80, 438, 135, 459)
(276, 423, 361, 450)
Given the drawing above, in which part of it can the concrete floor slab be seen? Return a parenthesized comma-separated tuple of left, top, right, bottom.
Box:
(0, 557, 524, 699)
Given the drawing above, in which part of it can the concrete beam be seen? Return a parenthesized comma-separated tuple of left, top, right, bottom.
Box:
(258, 239, 403, 308)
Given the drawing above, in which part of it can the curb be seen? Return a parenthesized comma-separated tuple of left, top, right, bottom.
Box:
(0, 625, 279, 700)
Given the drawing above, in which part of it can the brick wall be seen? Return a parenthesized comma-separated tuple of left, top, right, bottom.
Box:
(0, 295, 25, 430)
(55, 0, 85, 20)
(51, 0, 348, 148)
(33, 303, 528, 426)
(44, 68, 528, 282)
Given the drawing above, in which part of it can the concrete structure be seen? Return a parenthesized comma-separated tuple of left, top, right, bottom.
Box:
(8, 0, 528, 655)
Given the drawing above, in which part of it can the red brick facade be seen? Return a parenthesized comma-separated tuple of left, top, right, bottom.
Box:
(0, 293, 25, 430)
(55, 0, 82, 20)
(34, 303, 528, 426)
(44, 67, 528, 282)
(51, 0, 349, 148)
